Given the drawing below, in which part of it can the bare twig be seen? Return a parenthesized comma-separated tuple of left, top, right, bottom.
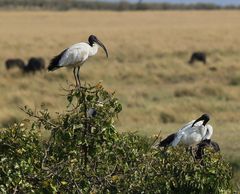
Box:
(66, 100, 81, 112)
(13, 186, 18, 194)
(106, 164, 118, 177)
(2, 143, 16, 149)
(41, 127, 57, 170)
(149, 129, 162, 150)
(19, 106, 57, 128)
(70, 172, 81, 194)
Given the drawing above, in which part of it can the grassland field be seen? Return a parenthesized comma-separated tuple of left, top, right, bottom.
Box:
(0, 10, 239, 186)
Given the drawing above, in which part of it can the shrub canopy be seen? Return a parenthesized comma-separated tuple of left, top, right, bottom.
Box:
(0, 83, 233, 193)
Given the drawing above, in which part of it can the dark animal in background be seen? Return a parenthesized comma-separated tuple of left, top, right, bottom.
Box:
(189, 52, 207, 64)
(195, 139, 220, 160)
(5, 58, 25, 70)
(23, 57, 45, 73)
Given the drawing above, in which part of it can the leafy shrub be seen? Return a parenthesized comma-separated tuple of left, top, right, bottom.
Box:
(1, 116, 19, 128)
(0, 83, 233, 193)
(1, 123, 42, 193)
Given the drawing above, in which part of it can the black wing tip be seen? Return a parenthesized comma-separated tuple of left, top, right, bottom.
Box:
(48, 56, 61, 71)
(159, 133, 176, 147)
(48, 49, 67, 71)
(159, 141, 168, 147)
(48, 62, 59, 71)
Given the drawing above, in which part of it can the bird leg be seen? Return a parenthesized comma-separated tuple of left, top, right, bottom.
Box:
(190, 146, 194, 157)
(186, 146, 195, 159)
(77, 66, 81, 88)
(73, 67, 78, 87)
(190, 146, 196, 160)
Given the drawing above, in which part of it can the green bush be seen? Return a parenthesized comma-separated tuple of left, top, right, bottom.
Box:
(0, 83, 233, 193)
(1, 123, 42, 192)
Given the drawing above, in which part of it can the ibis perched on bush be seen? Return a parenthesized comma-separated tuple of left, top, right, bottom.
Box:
(159, 114, 213, 147)
(48, 35, 108, 87)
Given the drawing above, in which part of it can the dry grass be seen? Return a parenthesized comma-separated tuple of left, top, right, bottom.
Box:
(0, 11, 240, 184)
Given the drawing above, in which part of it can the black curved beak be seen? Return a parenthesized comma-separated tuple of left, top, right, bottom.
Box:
(95, 38, 108, 58)
(191, 114, 210, 127)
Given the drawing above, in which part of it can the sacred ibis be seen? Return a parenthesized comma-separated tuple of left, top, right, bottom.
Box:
(159, 114, 212, 147)
(48, 35, 108, 87)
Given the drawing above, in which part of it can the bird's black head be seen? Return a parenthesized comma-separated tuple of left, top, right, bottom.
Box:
(191, 113, 210, 127)
(88, 35, 97, 46)
(88, 35, 108, 58)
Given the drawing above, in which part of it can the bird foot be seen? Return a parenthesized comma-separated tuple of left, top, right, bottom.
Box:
(75, 85, 81, 91)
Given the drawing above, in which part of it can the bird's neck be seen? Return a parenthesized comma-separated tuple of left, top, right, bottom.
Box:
(89, 43, 98, 57)
(203, 125, 213, 139)
(199, 126, 207, 138)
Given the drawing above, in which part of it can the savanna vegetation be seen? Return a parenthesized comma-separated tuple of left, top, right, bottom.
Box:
(0, 10, 240, 190)
(1, 84, 233, 193)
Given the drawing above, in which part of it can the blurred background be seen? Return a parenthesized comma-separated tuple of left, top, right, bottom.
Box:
(0, 0, 239, 187)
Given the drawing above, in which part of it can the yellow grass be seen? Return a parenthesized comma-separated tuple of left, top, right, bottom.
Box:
(0, 11, 240, 185)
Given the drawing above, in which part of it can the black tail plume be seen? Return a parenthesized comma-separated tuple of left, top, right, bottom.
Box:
(48, 49, 67, 71)
(159, 133, 176, 147)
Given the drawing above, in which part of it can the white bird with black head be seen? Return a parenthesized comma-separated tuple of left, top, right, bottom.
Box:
(48, 35, 108, 87)
(159, 114, 212, 147)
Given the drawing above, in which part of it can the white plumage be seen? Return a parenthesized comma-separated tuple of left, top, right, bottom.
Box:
(159, 114, 212, 147)
(57, 43, 99, 68)
(48, 35, 108, 87)
(172, 121, 213, 146)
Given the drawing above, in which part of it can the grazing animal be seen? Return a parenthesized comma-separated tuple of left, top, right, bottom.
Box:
(5, 58, 25, 70)
(195, 139, 220, 160)
(159, 114, 212, 148)
(23, 57, 45, 73)
(189, 52, 207, 64)
(48, 35, 108, 87)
